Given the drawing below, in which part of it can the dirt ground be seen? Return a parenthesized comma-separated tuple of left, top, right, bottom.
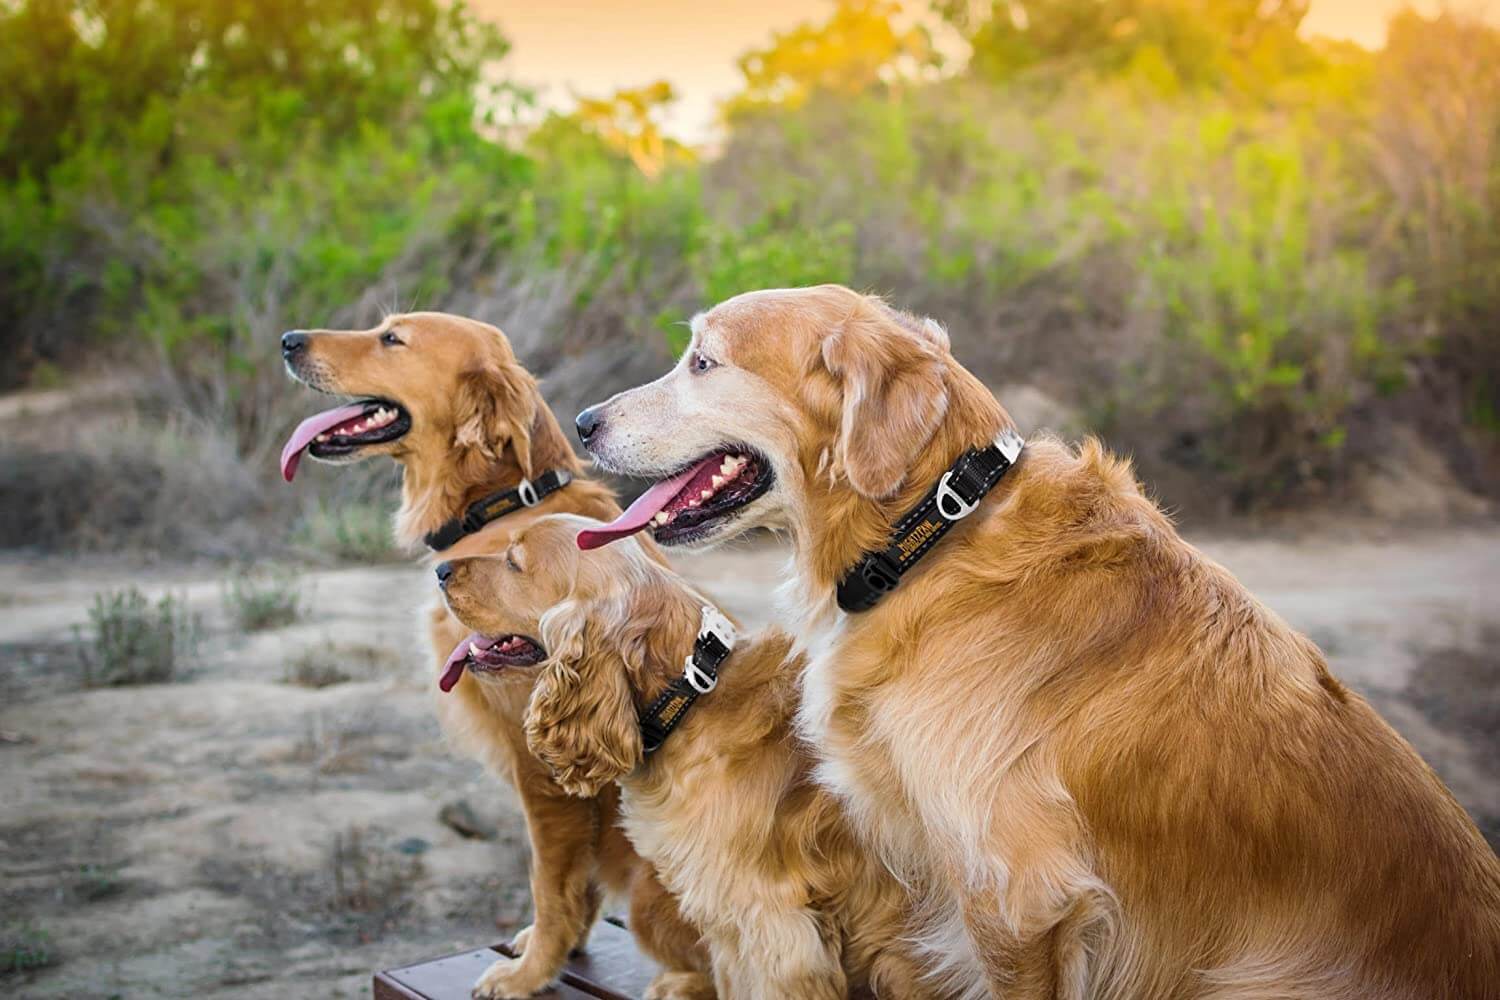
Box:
(2, 529, 1498, 998)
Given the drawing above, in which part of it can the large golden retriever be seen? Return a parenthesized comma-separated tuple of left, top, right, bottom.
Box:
(280, 313, 711, 1000)
(437, 513, 951, 1000)
(572, 285, 1500, 999)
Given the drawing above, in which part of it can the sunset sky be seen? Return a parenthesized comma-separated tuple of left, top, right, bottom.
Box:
(473, 0, 1484, 140)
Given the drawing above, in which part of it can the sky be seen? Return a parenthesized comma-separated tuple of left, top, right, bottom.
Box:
(473, 0, 1480, 141)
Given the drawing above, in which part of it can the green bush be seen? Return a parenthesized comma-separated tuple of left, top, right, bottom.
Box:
(77, 588, 200, 687)
(223, 566, 304, 632)
(291, 501, 402, 564)
(0, 922, 56, 976)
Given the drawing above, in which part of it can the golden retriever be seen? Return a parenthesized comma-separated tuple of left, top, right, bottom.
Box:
(280, 312, 711, 1000)
(572, 285, 1500, 999)
(438, 513, 953, 1000)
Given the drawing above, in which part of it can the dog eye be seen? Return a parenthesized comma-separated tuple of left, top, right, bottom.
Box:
(690, 351, 717, 374)
(380, 331, 403, 347)
(505, 548, 522, 572)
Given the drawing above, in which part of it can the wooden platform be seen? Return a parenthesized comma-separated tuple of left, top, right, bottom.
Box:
(374, 919, 659, 1000)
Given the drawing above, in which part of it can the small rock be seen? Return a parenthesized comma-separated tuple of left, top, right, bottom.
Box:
(439, 799, 497, 841)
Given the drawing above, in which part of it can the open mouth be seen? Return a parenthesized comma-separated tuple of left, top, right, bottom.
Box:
(438, 631, 546, 692)
(576, 447, 774, 550)
(279, 398, 411, 481)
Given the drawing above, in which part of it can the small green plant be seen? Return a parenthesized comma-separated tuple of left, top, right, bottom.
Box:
(292, 501, 401, 563)
(223, 565, 304, 632)
(77, 588, 200, 687)
(74, 863, 126, 902)
(329, 826, 425, 916)
(1, 922, 57, 975)
(283, 645, 354, 689)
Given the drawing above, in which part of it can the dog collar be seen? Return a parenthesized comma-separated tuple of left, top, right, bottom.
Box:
(423, 469, 574, 551)
(639, 605, 736, 754)
(836, 430, 1024, 613)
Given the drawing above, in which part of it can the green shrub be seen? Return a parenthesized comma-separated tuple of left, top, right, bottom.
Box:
(283, 646, 353, 689)
(223, 566, 304, 632)
(291, 501, 402, 564)
(1, 923, 57, 975)
(76, 588, 200, 687)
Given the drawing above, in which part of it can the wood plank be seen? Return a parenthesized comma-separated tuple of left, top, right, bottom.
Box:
(378, 947, 599, 999)
(555, 920, 660, 1000)
(374, 921, 662, 1000)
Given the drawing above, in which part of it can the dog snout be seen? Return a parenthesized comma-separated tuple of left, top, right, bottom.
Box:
(281, 330, 309, 359)
(435, 561, 454, 587)
(575, 405, 605, 446)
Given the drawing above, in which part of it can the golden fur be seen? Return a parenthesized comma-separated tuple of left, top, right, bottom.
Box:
(578, 285, 1500, 999)
(440, 515, 952, 1000)
(284, 312, 710, 1000)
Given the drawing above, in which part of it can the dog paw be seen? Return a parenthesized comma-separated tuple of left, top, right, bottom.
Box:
(507, 924, 532, 956)
(471, 956, 555, 999)
(644, 970, 717, 1000)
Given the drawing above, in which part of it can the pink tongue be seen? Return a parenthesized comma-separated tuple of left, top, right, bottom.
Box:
(278, 403, 370, 482)
(439, 632, 490, 693)
(576, 457, 717, 550)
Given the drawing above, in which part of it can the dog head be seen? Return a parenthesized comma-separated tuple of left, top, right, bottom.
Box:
(280, 312, 539, 484)
(437, 514, 704, 796)
(574, 285, 1008, 558)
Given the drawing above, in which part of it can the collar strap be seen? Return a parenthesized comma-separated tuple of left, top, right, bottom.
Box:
(639, 605, 736, 754)
(423, 468, 574, 551)
(837, 430, 1023, 614)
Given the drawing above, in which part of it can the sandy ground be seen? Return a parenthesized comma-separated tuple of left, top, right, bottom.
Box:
(2, 530, 1498, 998)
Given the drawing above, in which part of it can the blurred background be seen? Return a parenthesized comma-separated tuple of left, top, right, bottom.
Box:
(1, 1, 1497, 996)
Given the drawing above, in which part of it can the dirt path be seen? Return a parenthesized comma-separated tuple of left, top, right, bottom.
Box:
(2, 530, 1497, 997)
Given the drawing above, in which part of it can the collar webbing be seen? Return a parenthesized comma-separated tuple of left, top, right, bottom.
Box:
(836, 430, 1023, 614)
(423, 468, 573, 551)
(639, 605, 736, 754)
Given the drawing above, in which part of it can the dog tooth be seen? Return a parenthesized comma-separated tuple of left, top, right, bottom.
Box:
(700, 489, 713, 500)
(711, 476, 725, 488)
(469, 642, 483, 657)
(720, 457, 734, 474)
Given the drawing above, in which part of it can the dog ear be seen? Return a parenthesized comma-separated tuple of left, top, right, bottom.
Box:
(524, 600, 642, 798)
(822, 300, 950, 499)
(454, 361, 539, 479)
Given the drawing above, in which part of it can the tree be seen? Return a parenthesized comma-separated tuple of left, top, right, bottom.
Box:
(726, 0, 938, 117)
(936, 0, 1310, 92)
(569, 81, 694, 178)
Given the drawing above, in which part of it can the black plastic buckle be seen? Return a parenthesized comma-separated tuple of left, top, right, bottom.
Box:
(861, 551, 902, 593)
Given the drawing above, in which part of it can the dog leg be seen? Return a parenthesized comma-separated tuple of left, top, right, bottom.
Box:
(630, 865, 715, 999)
(956, 882, 1105, 1000)
(865, 946, 948, 1000)
(473, 791, 603, 1000)
(706, 909, 847, 1000)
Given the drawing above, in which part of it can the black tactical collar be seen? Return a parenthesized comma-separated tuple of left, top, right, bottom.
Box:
(639, 605, 736, 754)
(423, 469, 573, 551)
(836, 430, 1024, 613)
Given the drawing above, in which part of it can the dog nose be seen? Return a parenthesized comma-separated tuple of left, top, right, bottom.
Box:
(281, 331, 309, 358)
(435, 561, 454, 587)
(575, 406, 604, 445)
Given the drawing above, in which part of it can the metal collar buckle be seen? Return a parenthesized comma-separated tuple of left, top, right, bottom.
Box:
(934, 470, 980, 520)
(683, 605, 736, 695)
(517, 478, 540, 507)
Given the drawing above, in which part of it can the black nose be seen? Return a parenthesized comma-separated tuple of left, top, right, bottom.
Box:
(435, 561, 454, 586)
(575, 406, 604, 445)
(281, 331, 309, 358)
